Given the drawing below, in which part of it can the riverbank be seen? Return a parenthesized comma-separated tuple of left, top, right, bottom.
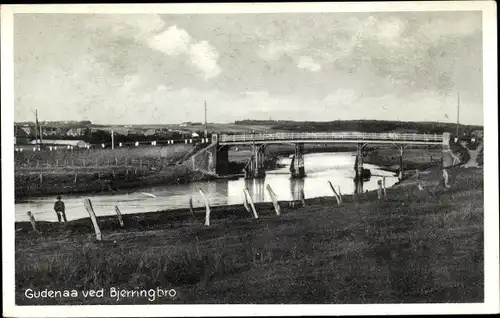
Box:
(13, 144, 452, 200)
(15, 165, 483, 304)
(14, 164, 215, 201)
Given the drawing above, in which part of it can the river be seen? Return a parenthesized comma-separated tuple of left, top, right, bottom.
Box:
(15, 152, 399, 222)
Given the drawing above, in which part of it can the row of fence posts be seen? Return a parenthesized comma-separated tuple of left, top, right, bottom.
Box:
(16, 139, 211, 152)
(21, 157, 160, 168)
(26, 170, 445, 239)
(23, 181, 373, 238)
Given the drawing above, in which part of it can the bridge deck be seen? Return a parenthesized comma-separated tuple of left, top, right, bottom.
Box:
(219, 132, 445, 145)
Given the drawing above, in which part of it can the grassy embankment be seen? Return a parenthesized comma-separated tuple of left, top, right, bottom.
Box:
(15, 165, 483, 304)
(14, 144, 200, 199)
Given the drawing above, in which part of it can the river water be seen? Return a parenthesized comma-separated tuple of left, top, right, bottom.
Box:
(15, 152, 398, 222)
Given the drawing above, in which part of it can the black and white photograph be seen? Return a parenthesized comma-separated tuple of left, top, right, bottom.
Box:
(2, 2, 498, 316)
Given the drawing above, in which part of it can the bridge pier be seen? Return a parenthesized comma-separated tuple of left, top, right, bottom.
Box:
(244, 145, 266, 179)
(354, 178, 364, 194)
(290, 143, 305, 178)
(355, 143, 364, 179)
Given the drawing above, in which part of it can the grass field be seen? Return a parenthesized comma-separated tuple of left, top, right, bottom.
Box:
(15, 166, 483, 304)
(14, 144, 197, 198)
(15, 144, 193, 167)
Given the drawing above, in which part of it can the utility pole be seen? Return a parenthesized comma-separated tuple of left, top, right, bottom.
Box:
(39, 122, 43, 145)
(456, 92, 460, 138)
(34, 109, 40, 145)
(204, 100, 208, 137)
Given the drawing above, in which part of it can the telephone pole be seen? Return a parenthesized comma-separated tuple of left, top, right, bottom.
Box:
(204, 100, 208, 137)
(34, 109, 38, 143)
(456, 92, 460, 138)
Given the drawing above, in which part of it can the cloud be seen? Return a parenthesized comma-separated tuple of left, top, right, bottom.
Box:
(188, 41, 221, 80)
(297, 56, 321, 72)
(257, 42, 301, 61)
(149, 25, 192, 56)
(418, 16, 481, 41)
(147, 25, 221, 80)
(86, 16, 221, 81)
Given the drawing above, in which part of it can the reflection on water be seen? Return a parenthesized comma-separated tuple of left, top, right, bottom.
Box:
(15, 152, 398, 222)
(354, 178, 364, 194)
(290, 178, 305, 201)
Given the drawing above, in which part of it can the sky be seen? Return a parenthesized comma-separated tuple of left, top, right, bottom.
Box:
(14, 11, 483, 125)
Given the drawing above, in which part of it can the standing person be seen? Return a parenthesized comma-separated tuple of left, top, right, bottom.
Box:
(54, 196, 67, 224)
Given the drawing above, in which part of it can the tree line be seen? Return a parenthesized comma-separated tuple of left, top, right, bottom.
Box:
(235, 119, 483, 135)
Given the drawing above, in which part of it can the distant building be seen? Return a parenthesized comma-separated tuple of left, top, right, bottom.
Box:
(42, 127, 59, 136)
(30, 139, 89, 148)
(18, 125, 33, 136)
(65, 127, 85, 137)
(180, 122, 203, 127)
(143, 129, 157, 136)
(14, 125, 32, 144)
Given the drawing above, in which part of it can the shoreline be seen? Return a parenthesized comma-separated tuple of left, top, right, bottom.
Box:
(14, 145, 443, 201)
(14, 166, 483, 304)
(14, 163, 427, 227)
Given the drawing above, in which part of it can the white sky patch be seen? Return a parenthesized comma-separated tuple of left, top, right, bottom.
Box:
(188, 41, 221, 80)
(258, 42, 301, 61)
(147, 25, 221, 80)
(157, 84, 168, 91)
(148, 25, 191, 56)
(13, 12, 483, 125)
(323, 88, 357, 106)
(297, 56, 321, 72)
(122, 74, 141, 90)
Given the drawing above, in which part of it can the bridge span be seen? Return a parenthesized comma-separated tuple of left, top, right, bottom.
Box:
(190, 132, 451, 180)
(218, 131, 446, 146)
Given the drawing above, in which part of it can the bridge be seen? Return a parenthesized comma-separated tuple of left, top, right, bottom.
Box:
(218, 132, 446, 145)
(189, 131, 451, 180)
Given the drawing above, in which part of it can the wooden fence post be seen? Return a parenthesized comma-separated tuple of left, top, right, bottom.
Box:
(39, 173, 43, 187)
(383, 176, 387, 198)
(338, 186, 343, 203)
(115, 157, 118, 166)
(199, 189, 211, 226)
(84, 198, 102, 240)
(74, 172, 78, 183)
(443, 168, 451, 188)
(266, 184, 281, 216)
(242, 190, 251, 214)
(377, 180, 383, 200)
(188, 197, 196, 219)
(27, 211, 39, 233)
(56, 159, 58, 167)
(83, 159, 86, 167)
(114, 205, 124, 227)
(299, 189, 306, 207)
(244, 188, 258, 219)
(328, 181, 341, 205)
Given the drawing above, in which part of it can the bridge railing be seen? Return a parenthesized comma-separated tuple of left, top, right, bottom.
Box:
(219, 132, 444, 143)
